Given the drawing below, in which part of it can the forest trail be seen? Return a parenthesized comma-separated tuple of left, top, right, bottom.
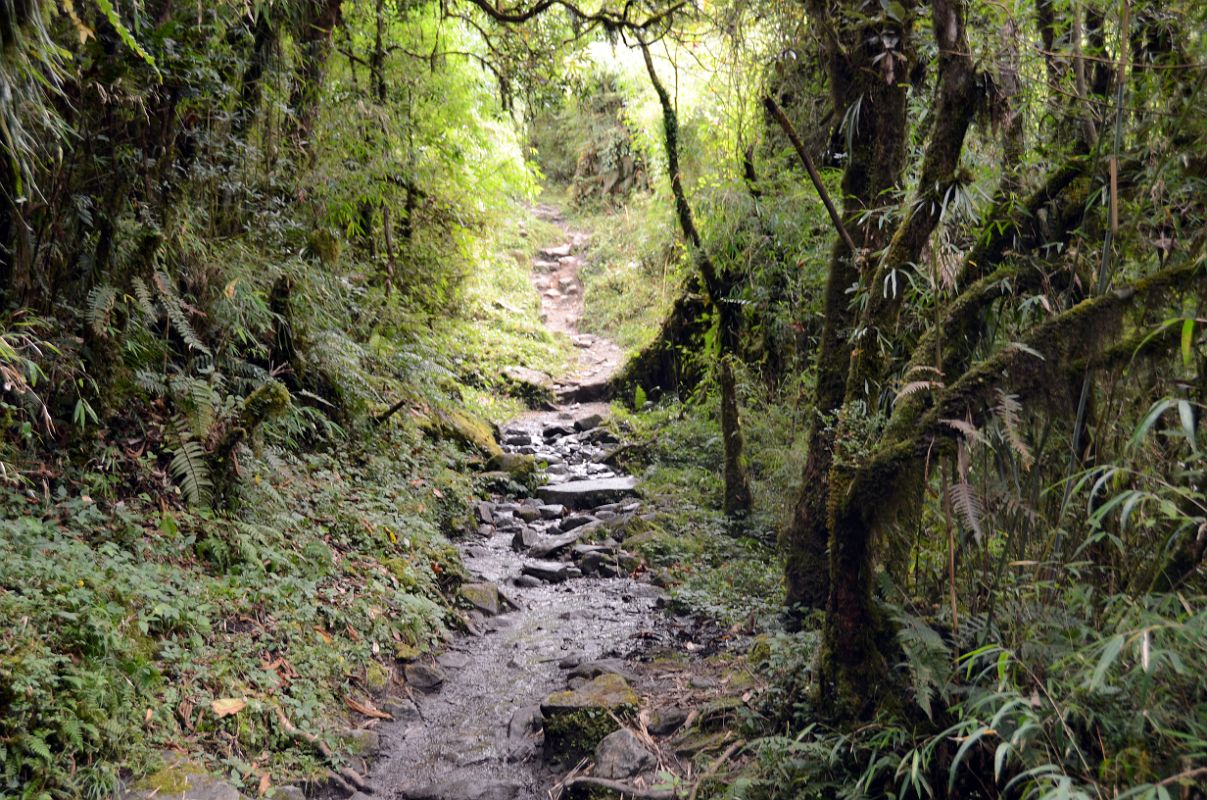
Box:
(371, 207, 665, 799)
(531, 203, 625, 404)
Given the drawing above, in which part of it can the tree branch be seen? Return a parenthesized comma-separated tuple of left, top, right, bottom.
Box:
(762, 94, 856, 256)
(847, 0, 978, 392)
(844, 258, 1206, 530)
(462, 0, 686, 30)
(638, 36, 720, 298)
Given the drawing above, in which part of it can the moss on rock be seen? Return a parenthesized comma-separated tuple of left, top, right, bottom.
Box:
(490, 451, 537, 480)
(130, 759, 238, 800)
(421, 408, 503, 461)
(540, 673, 639, 763)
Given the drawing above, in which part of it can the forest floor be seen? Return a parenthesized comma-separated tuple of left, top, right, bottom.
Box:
(366, 206, 762, 800)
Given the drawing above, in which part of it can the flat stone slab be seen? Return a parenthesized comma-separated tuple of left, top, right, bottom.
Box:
(537, 477, 638, 509)
(567, 658, 635, 681)
(460, 582, 501, 616)
(538, 503, 565, 519)
(527, 530, 584, 559)
(541, 243, 572, 258)
(542, 673, 638, 714)
(521, 560, 581, 583)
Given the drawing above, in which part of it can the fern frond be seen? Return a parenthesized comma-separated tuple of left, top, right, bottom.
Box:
(940, 417, 984, 443)
(134, 369, 168, 396)
(153, 270, 212, 356)
(891, 606, 953, 720)
(130, 277, 158, 320)
(168, 418, 212, 506)
(948, 480, 984, 543)
(85, 284, 117, 336)
(164, 297, 212, 356)
(995, 390, 1034, 469)
(903, 364, 944, 379)
(896, 380, 943, 404)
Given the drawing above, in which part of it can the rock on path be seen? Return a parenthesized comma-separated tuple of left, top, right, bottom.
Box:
(370, 207, 660, 799)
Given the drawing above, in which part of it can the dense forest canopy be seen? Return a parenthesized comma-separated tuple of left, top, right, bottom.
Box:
(1, 0, 1205, 798)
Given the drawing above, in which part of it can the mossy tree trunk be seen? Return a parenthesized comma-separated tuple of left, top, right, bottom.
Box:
(775, 0, 1153, 715)
(287, 0, 345, 153)
(639, 37, 752, 518)
(782, 0, 918, 619)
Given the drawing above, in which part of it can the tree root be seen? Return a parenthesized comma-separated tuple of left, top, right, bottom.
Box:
(273, 706, 373, 793)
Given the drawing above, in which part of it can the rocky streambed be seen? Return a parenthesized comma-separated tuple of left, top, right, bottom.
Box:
(371, 404, 669, 800)
(368, 212, 689, 800)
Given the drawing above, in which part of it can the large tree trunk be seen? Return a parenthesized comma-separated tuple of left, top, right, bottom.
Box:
(287, 0, 344, 153)
(782, 0, 917, 618)
(820, 0, 976, 704)
(232, 10, 277, 140)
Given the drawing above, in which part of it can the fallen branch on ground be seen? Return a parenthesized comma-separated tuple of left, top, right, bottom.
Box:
(273, 706, 373, 792)
(563, 777, 680, 799)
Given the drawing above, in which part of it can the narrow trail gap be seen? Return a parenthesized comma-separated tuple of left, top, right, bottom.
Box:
(372, 205, 669, 800)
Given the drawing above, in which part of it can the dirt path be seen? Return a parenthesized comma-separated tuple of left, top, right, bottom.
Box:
(530, 204, 625, 404)
(369, 206, 664, 799)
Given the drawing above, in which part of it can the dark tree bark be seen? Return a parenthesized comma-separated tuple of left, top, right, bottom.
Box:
(287, 0, 345, 153)
(232, 10, 278, 139)
(782, 0, 917, 617)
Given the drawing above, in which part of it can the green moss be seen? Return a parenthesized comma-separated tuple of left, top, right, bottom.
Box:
(365, 661, 391, 692)
(308, 229, 342, 265)
(242, 379, 290, 426)
(135, 760, 207, 795)
(541, 673, 639, 762)
(394, 642, 422, 661)
(542, 707, 625, 763)
(747, 634, 772, 666)
(490, 451, 537, 480)
(422, 408, 503, 461)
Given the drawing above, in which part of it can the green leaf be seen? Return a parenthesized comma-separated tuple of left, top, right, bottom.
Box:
(1176, 399, 1197, 452)
(1181, 318, 1195, 369)
(1129, 399, 1176, 451)
(1090, 634, 1126, 688)
(95, 0, 158, 71)
(948, 726, 993, 791)
(994, 741, 1012, 782)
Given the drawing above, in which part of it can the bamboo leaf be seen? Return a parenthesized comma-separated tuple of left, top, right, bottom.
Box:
(95, 0, 159, 72)
(1181, 318, 1195, 369)
(1128, 400, 1176, 451)
(1090, 634, 1126, 688)
(1176, 399, 1197, 453)
(948, 727, 993, 791)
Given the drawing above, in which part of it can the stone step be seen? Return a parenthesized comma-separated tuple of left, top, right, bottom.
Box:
(536, 477, 638, 509)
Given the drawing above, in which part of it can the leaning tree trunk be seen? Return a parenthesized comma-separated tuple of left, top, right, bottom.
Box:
(639, 38, 752, 517)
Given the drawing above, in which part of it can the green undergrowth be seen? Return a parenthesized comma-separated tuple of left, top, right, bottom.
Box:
(615, 388, 1207, 800)
(610, 375, 809, 629)
(561, 189, 686, 354)
(0, 425, 468, 798)
(0, 197, 566, 798)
